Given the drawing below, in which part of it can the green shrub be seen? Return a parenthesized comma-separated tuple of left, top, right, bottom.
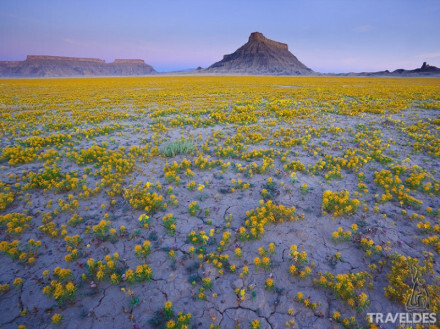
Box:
(161, 139, 196, 157)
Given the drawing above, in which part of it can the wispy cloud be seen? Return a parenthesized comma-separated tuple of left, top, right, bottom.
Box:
(63, 38, 83, 46)
(354, 25, 374, 33)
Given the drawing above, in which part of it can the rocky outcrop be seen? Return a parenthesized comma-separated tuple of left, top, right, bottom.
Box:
(0, 55, 156, 77)
(205, 32, 314, 75)
(336, 62, 440, 77)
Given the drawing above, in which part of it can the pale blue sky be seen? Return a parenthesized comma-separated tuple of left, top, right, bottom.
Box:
(1, 0, 439, 72)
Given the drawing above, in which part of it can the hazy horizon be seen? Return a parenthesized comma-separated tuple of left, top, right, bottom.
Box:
(1, 0, 439, 73)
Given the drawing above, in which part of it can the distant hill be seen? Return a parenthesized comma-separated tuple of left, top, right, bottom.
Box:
(205, 32, 314, 75)
(336, 62, 440, 77)
(0, 55, 156, 77)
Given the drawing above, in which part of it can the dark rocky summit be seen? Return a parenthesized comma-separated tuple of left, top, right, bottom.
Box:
(0, 55, 156, 77)
(205, 32, 314, 75)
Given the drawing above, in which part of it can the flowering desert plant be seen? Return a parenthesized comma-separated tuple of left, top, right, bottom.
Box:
(322, 190, 360, 216)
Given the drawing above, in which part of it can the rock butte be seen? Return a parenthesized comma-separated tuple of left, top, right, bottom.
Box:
(206, 32, 314, 75)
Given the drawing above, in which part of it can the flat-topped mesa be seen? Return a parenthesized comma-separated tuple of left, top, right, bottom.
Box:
(112, 59, 146, 64)
(248, 32, 288, 50)
(26, 55, 105, 63)
(0, 55, 156, 77)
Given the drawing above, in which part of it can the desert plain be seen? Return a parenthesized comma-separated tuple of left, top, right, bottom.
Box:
(0, 76, 439, 329)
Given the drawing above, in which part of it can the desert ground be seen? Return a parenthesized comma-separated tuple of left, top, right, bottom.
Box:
(0, 76, 439, 329)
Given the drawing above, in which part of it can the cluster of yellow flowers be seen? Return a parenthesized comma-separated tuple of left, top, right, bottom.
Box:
(123, 181, 166, 213)
(134, 240, 151, 259)
(163, 311, 192, 329)
(23, 165, 85, 193)
(289, 244, 307, 264)
(13, 277, 23, 287)
(38, 212, 58, 237)
(289, 245, 311, 278)
(188, 200, 200, 216)
(0, 181, 14, 211)
(312, 148, 365, 176)
(196, 286, 207, 300)
(406, 120, 440, 157)
(92, 219, 116, 241)
(138, 214, 150, 228)
(332, 312, 360, 329)
(249, 319, 261, 329)
(161, 301, 176, 323)
(205, 252, 231, 276)
(374, 169, 423, 207)
(68, 144, 135, 175)
(51, 313, 63, 325)
(67, 213, 83, 227)
(421, 235, 440, 254)
(57, 196, 80, 212)
(295, 291, 321, 310)
(265, 277, 274, 291)
(322, 190, 360, 216)
(241, 148, 276, 162)
(0, 238, 40, 264)
(20, 133, 72, 149)
(1, 145, 38, 165)
(260, 177, 277, 200)
(163, 158, 192, 185)
(124, 264, 153, 283)
(283, 160, 305, 172)
(238, 200, 296, 240)
(75, 123, 122, 140)
(254, 255, 271, 270)
(162, 213, 177, 235)
(201, 276, 213, 290)
(187, 230, 209, 246)
(259, 242, 276, 256)
(194, 154, 224, 171)
(315, 271, 371, 311)
(85, 253, 121, 283)
(231, 178, 250, 191)
(331, 226, 357, 242)
(216, 231, 231, 252)
(0, 282, 9, 295)
(360, 237, 383, 257)
(236, 157, 275, 178)
(0, 212, 31, 235)
(42, 267, 76, 305)
(405, 169, 428, 190)
(186, 180, 197, 191)
(417, 220, 439, 233)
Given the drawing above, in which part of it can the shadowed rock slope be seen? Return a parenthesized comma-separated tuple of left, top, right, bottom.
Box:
(206, 32, 314, 75)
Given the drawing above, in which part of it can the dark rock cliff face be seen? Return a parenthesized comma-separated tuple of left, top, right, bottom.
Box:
(206, 32, 314, 75)
(0, 55, 156, 77)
